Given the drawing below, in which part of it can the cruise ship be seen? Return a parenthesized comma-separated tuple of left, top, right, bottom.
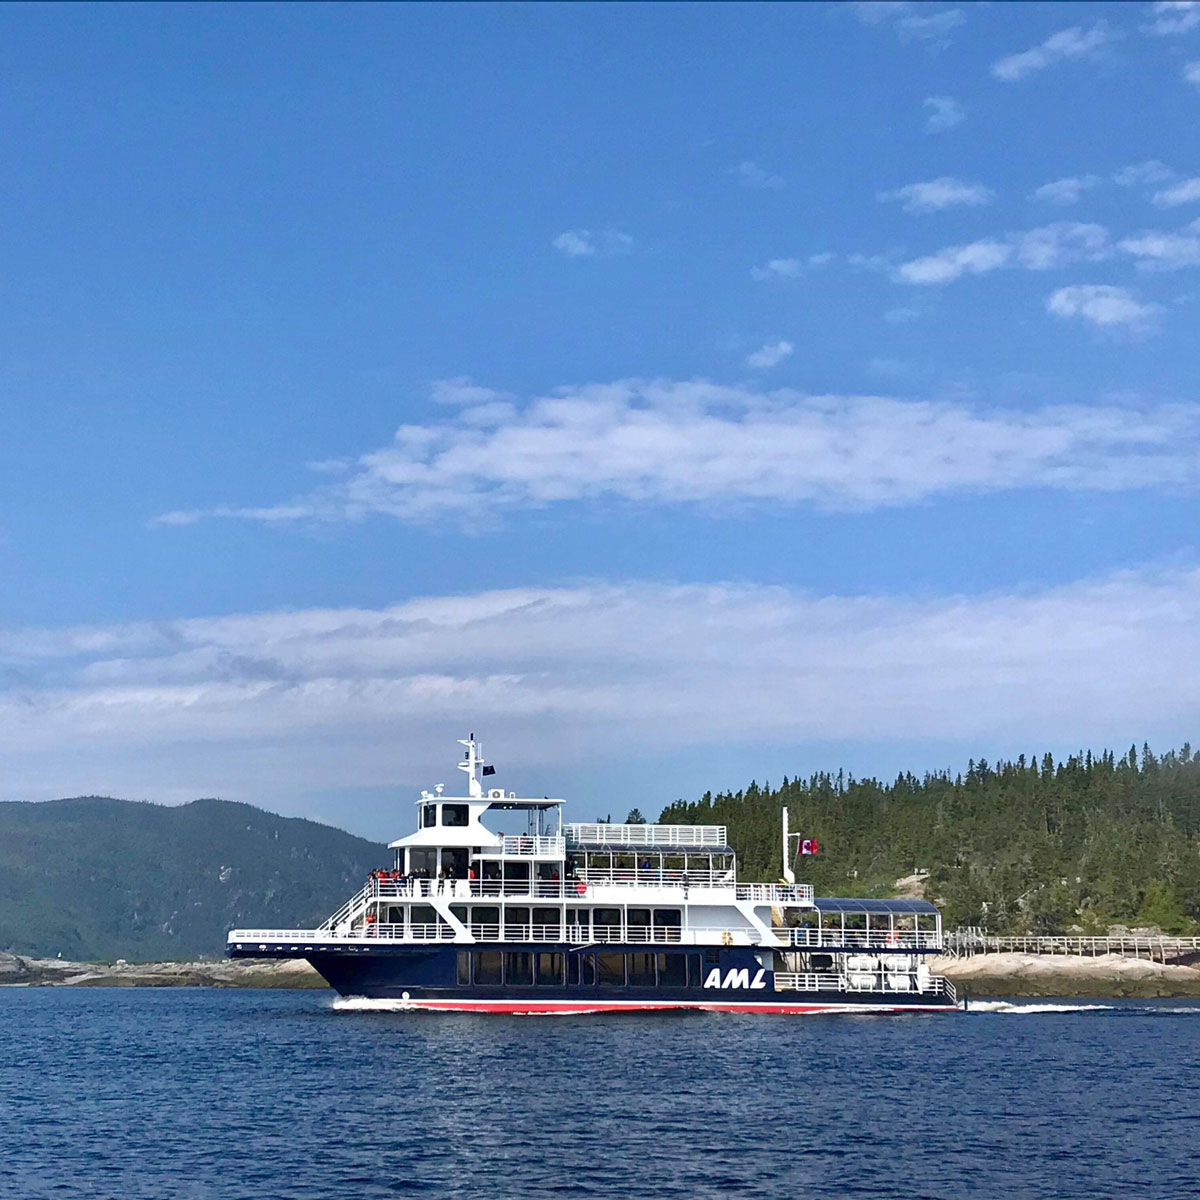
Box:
(228, 737, 957, 1013)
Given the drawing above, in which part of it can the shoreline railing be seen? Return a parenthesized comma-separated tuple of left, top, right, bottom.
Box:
(943, 931, 1200, 962)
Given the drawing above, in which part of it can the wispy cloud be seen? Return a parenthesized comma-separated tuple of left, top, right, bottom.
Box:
(1046, 284, 1162, 329)
(156, 379, 1200, 528)
(879, 177, 994, 213)
(1033, 175, 1101, 205)
(750, 253, 832, 281)
(1119, 222, 1200, 269)
(1187, 60, 1200, 87)
(992, 23, 1119, 82)
(745, 341, 794, 370)
(1113, 160, 1175, 188)
(729, 161, 784, 190)
(1153, 177, 1200, 207)
(896, 222, 1110, 284)
(552, 229, 633, 257)
(8, 569, 1200, 806)
(852, 3, 966, 45)
(1144, 1, 1200, 35)
(923, 95, 965, 133)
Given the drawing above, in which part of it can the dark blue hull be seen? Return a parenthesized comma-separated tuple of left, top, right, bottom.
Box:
(230, 941, 956, 1013)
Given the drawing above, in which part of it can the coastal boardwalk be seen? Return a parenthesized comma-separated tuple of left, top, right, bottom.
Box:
(945, 929, 1200, 966)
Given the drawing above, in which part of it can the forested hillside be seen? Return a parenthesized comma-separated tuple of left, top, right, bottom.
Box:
(659, 744, 1200, 934)
(0, 797, 385, 960)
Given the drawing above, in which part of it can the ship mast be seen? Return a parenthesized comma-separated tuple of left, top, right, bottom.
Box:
(458, 734, 486, 798)
(781, 807, 796, 885)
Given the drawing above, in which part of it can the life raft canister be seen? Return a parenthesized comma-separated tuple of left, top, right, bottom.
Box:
(576, 882, 588, 896)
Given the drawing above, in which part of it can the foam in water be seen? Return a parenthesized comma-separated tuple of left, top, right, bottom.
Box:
(962, 1000, 1200, 1015)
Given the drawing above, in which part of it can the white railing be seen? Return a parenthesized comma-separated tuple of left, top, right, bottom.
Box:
(736, 884, 815, 905)
(229, 930, 328, 942)
(501, 835, 565, 856)
(565, 823, 727, 848)
(774, 971, 956, 1000)
(782, 928, 941, 950)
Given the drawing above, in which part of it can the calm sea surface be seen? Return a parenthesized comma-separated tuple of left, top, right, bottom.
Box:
(1, 988, 1198, 1200)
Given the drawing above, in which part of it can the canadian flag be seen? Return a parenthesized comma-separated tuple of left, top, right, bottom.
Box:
(800, 838, 820, 856)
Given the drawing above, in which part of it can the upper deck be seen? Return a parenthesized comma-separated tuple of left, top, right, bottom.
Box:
(565, 822, 727, 850)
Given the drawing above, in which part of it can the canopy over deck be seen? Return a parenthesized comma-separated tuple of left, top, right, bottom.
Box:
(814, 897, 940, 916)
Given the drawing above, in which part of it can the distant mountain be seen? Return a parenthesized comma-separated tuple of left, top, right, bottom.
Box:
(0, 796, 387, 960)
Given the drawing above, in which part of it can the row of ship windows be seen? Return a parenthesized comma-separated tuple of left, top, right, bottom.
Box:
(456, 950, 720, 988)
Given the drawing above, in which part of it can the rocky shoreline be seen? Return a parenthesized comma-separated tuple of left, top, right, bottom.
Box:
(0, 951, 324, 989)
(4, 949, 1199, 997)
(933, 952, 1200, 998)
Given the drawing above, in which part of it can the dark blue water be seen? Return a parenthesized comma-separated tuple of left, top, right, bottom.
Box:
(2, 990, 1198, 1200)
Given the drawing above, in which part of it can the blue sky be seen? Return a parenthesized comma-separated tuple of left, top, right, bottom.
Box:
(3, 2, 1200, 839)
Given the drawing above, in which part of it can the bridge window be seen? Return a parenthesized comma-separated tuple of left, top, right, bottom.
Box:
(442, 804, 469, 827)
(506, 952, 533, 985)
(536, 953, 563, 986)
(422, 804, 437, 828)
(597, 953, 625, 986)
(475, 951, 502, 984)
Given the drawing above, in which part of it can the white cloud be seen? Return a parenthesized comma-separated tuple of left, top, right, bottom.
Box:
(751, 255, 832, 280)
(879, 177, 994, 213)
(923, 95, 965, 133)
(730, 161, 784, 190)
(552, 229, 633, 257)
(992, 23, 1118, 82)
(1187, 60, 1200, 86)
(896, 239, 1011, 284)
(745, 341, 794, 370)
(1145, 1, 1200, 35)
(156, 379, 1200, 528)
(1046, 284, 1162, 329)
(1033, 175, 1101, 205)
(852, 3, 965, 44)
(8, 570, 1200, 809)
(1113, 160, 1174, 188)
(1119, 227, 1200, 269)
(897, 222, 1110, 284)
(1153, 177, 1200, 207)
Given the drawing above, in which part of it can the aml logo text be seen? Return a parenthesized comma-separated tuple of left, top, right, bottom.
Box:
(703, 967, 767, 990)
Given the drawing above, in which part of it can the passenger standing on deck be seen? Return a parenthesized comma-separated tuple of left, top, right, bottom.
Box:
(437, 868, 446, 895)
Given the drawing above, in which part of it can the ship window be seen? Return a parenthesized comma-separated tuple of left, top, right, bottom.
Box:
(688, 954, 704, 986)
(410, 849, 437, 877)
(505, 907, 530, 938)
(627, 908, 651, 926)
(457, 952, 470, 986)
(653, 909, 681, 927)
(597, 953, 625, 986)
(474, 952, 502, 984)
(532, 907, 560, 936)
(411, 905, 438, 928)
(506, 952, 533, 985)
(593, 908, 620, 938)
(422, 804, 437, 828)
(628, 953, 655, 987)
(658, 954, 686, 987)
(535, 953, 563, 986)
(705, 949, 721, 965)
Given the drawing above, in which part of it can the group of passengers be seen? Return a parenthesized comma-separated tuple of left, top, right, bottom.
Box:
(367, 866, 468, 897)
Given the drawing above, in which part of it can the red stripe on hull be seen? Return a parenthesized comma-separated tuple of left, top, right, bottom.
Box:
(343, 998, 956, 1015)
